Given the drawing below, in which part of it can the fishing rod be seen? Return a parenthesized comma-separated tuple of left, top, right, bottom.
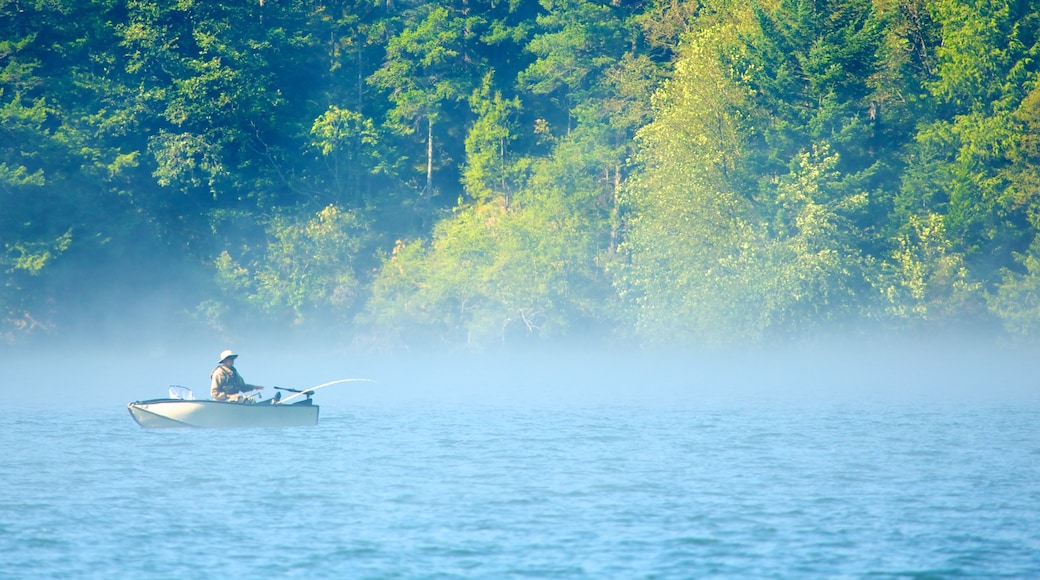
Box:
(274, 378, 373, 405)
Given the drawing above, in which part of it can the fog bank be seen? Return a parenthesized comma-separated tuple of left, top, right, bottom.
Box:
(3, 335, 1037, 411)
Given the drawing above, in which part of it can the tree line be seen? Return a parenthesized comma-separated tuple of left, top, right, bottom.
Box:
(2, 0, 1039, 349)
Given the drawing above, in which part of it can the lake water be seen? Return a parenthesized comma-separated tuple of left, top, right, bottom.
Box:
(3, 401, 1039, 578)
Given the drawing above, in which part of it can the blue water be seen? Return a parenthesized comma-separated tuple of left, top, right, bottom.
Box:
(3, 403, 1039, 578)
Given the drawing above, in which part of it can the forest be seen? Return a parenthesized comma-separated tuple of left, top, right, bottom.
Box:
(2, 0, 1040, 351)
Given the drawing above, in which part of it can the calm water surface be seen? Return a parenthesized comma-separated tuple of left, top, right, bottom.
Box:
(2, 403, 1039, 578)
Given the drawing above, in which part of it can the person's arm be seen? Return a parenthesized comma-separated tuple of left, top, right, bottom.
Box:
(235, 371, 262, 392)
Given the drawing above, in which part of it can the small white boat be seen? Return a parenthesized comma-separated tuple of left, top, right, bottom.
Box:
(127, 385, 319, 429)
(127, 398, 319, 429)
(128, 380, 367, 429)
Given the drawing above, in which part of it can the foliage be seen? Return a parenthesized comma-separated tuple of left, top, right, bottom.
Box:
(990, 239, 1040, 336)
(876, 212, 982, 323)
(362, 182, 607, 350)
(3, 0, 1040, 349)
(209, 205, 366, 332)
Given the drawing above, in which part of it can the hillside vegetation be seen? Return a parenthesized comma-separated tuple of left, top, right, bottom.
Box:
(3, 0, 1039, 349)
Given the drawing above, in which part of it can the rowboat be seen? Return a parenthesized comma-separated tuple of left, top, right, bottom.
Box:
(127, 384, 324, 429)
(127, 380, 367, 429)
(127, 398, 319, 429)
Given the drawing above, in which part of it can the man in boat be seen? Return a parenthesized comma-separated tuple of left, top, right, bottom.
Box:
(210, 350, 265, 403)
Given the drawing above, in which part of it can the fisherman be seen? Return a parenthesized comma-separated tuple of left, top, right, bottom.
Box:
(210, 350, 265, 403)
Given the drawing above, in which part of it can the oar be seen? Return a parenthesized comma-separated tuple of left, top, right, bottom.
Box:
(275, 378, 372, 405)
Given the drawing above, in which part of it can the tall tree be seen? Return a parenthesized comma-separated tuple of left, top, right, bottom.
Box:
(463, 72, 524, 202)
(368, 4, 483, 222)
(0, 0, 150, 339)
(892, 0, 1040, 330)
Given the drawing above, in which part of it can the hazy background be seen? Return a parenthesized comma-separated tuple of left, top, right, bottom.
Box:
(5, 332, 1037, 412)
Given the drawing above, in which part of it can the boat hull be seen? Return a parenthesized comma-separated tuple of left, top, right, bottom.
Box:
(127, 399, 319, 429)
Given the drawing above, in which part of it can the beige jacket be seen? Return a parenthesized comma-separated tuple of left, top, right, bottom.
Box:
(210, 364, 252, 401)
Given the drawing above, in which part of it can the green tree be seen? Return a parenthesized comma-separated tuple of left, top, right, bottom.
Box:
(619, 0, 886, 343)
(463, 72, 524, 202)
(890, 0, 1040, 330)
(616, 13, 762, 343)
(0, 0, 152, 339)
(368, 5, 482, 215)
(518, 0, 627, 126)
(119, 0, 329, 234)
(759, 146, 871, 335)
(988, 81, 1040, 333)
(309, 105, 381, 207)
(361, 184, 609, 349)
(206, 204, 367, 334)
(877, 212, 982, 325)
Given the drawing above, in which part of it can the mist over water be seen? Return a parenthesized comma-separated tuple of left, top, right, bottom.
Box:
(4, 331, 1038, 410)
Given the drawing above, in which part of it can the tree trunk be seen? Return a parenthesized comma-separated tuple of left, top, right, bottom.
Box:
(610, 163, 621, 255)
(426, 117, 434, 196)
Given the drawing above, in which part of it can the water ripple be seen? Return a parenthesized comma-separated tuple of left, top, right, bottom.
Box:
(1, 406, 1038, 577)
